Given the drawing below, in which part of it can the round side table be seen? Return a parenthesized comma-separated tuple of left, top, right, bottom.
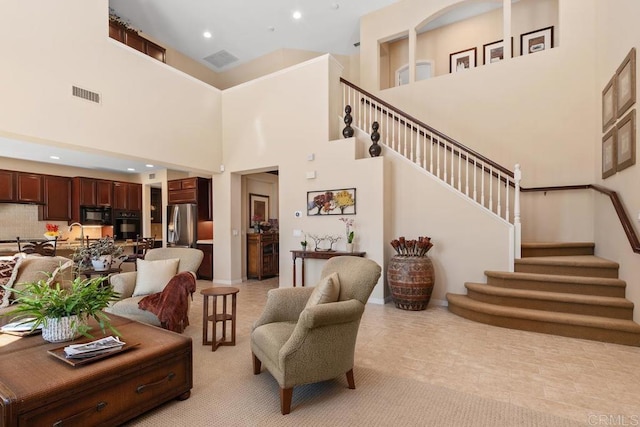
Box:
(201, 287, 239, 352)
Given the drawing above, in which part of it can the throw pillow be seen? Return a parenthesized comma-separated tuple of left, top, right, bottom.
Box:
(0, 257, 20, 308)
(305, 272, 340, 309)
(132, 258, 180, 296)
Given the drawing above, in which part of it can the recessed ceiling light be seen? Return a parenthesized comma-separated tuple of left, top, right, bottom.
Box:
(127, 168, 135, 171)
(332, 3, 340, 10)
(203, 31, 212, 39)
(49, 155, 60, 160)
(292, 10, 302, 20)
(145, 164, 154, 168)
(267, 26, 275, 32)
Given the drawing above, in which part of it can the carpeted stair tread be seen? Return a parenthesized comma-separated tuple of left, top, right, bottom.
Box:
(446, 293, 640, 333)
(484, 270, 626, 297)
(521, 242, 595, 257)
(464, 282, 633, 308)
(515, 255, 618, 268)
(485, 270, 625, 287)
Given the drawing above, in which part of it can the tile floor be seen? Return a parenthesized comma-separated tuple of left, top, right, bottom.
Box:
(236, 278, 640, 425)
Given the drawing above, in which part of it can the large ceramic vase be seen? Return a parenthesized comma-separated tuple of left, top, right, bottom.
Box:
(42, 315, 83, 343)
(387, 255, 435, 310)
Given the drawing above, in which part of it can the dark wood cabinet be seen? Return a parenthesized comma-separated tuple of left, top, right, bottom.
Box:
(74, 177, 112, 207)
(0, 170, 15, 202)
(109, 21, 166, 63)
(247, 233, 279, 280)
(38, 175, 71, 221)
(168, 177, 212, 221)
(114, 182, 142, 211)
(197, 244, 213, 280)
(0, 170, 44, 204)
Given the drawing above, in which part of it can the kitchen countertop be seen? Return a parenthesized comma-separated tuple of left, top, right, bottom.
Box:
(0, 240, 139, 254)
(196, 240, 214, 245)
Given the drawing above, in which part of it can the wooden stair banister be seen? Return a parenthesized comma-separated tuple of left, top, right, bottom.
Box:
(521, 184, 640, 254)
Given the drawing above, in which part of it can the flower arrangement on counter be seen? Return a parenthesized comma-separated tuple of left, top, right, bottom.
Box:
(44, 224, 60, 239)
(339, 217, 355, 244)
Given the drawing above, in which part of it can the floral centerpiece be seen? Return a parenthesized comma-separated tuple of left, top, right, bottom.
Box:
(44, 223, 60, 240)
(72, 237, 124, 271)
(2, 274, 120, 342)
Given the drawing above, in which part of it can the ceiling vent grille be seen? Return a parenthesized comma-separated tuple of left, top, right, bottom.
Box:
(72, 86, 101, 104)
(203, 50, 239, 69)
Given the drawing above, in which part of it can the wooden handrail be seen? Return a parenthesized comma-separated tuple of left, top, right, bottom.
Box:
(340, 77, 514, 178)
(521, 184, 640, 254)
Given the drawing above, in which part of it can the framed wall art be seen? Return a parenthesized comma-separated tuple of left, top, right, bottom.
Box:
(249, 193, 269, 227)
(616, 47, 636, 118)
(601, 127, 617, 179)
(616, 109, 636, 172)
(520, 26, 554, 56)
(307, 188, 356, 216)
(483, 38, 512, 65)
(450, 47, 477, 73)
(602, 74, 617, 132)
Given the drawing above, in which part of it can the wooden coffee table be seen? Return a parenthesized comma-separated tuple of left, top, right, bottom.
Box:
(0, 314, 192, 426)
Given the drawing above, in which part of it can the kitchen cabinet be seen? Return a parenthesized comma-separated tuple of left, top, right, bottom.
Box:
(247, 233, 279, 280)
(0, 170, 43, 204)
(73, 177, 113, 207)
(0, 170, 15, 201)
(114, 182, 142, 211)
(168, 177, 212, 221)
(38, 175, 71, 221)
(197, 243, 213, 280)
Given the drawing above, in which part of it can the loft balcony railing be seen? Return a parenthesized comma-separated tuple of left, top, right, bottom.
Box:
(340, 78, 522, 258)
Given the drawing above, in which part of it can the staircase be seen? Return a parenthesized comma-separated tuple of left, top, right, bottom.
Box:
(446, 242, 640, 346)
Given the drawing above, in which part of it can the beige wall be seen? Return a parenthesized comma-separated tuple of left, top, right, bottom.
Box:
(594, 0, 640, 322)
(0, 0, 222, 175)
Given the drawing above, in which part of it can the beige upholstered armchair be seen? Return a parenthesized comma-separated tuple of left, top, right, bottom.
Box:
(106, 248, 203, 328)
(251, 256, 381, 414)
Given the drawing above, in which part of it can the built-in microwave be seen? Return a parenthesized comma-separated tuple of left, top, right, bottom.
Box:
(80, 206, 113, 225)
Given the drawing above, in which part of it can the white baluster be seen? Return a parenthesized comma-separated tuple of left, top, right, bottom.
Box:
(496, 170, 501, 217)
(465, 155, 469, 196)
(489, 166, 494, 213)
(457, 149, 461, 191)
(450, 143, 454, 187)
(473, 157, 477, 202)
(416, 127, 422, 166)
(436, 137, 441, 179)
(480, 162, 485, 207)
(505, 176, 510, 222)
(514, 164, 522, 258)
(429, 132, 434, 174)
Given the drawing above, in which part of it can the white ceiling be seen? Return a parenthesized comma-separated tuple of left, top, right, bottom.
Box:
(108, 0, 399, 71)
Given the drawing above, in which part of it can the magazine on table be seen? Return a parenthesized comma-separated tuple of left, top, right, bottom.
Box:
(64, 336, 125, 359)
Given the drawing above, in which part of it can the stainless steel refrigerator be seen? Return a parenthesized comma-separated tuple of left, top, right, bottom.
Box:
(167, 203, 197, 247)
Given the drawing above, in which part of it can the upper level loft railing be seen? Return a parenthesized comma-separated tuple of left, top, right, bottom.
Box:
(340, 78, 520, 228)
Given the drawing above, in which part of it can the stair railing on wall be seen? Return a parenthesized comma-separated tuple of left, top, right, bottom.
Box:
(340, 77, 522, 258)
(521, 184, 640, 254)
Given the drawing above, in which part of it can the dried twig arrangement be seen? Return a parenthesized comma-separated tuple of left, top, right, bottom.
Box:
(390, 236, 433, 257)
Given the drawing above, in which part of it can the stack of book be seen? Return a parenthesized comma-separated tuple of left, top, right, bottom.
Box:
(64, 336, 125, 359)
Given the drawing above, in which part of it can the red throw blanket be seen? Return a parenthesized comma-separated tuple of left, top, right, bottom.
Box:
(138, 271, 196, 333)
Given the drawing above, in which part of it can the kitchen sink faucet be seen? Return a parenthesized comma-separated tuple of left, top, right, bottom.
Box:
(68, 222, 85, 245)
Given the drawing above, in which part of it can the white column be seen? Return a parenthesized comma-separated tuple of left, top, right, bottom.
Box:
(503, 0, 512, 59)
(409, 28, 417, 84)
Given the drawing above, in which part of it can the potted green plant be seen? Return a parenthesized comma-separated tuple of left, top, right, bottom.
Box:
(2, 275, 120, 342)
(72, 237, 124, 271)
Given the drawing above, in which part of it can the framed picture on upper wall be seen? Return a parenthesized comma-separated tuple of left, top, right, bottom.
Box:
(520, 26, 554, 56)
(483, 38, 513, 65)
(307, 188, 356, 216)
(616, 109, 636, 172)
(602, 127, 617, 179)
(616, 47, 636, 118)
(450, 47, 477, 73)
(249, 193, 269, 227)
(602, 74, 617, 132)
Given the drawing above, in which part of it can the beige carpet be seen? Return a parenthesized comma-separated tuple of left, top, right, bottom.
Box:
(124, 281, 586, 427)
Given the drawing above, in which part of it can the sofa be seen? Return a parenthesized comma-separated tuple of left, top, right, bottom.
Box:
(106, 248, 204, 329)
(0, 255, 74, 318)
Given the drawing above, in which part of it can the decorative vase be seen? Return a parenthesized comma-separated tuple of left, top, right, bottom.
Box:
(342, 105, 354, 138)
(91, 255, 112, 271)
(42, 315, 83, 343)
(346, 243, 354, 253)
(44, 234, 58, 240)
(387, 255, 435, 311)
(369, 121, 382, 157)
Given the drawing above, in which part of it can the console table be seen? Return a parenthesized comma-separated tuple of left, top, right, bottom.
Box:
(290, 250, 366, 287)
(0, 314, 192, 426)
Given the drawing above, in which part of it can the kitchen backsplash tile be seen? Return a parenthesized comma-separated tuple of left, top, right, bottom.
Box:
(0, 204, 67, 241)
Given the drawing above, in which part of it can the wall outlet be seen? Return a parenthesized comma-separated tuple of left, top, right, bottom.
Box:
(306, 171, 316, 179)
